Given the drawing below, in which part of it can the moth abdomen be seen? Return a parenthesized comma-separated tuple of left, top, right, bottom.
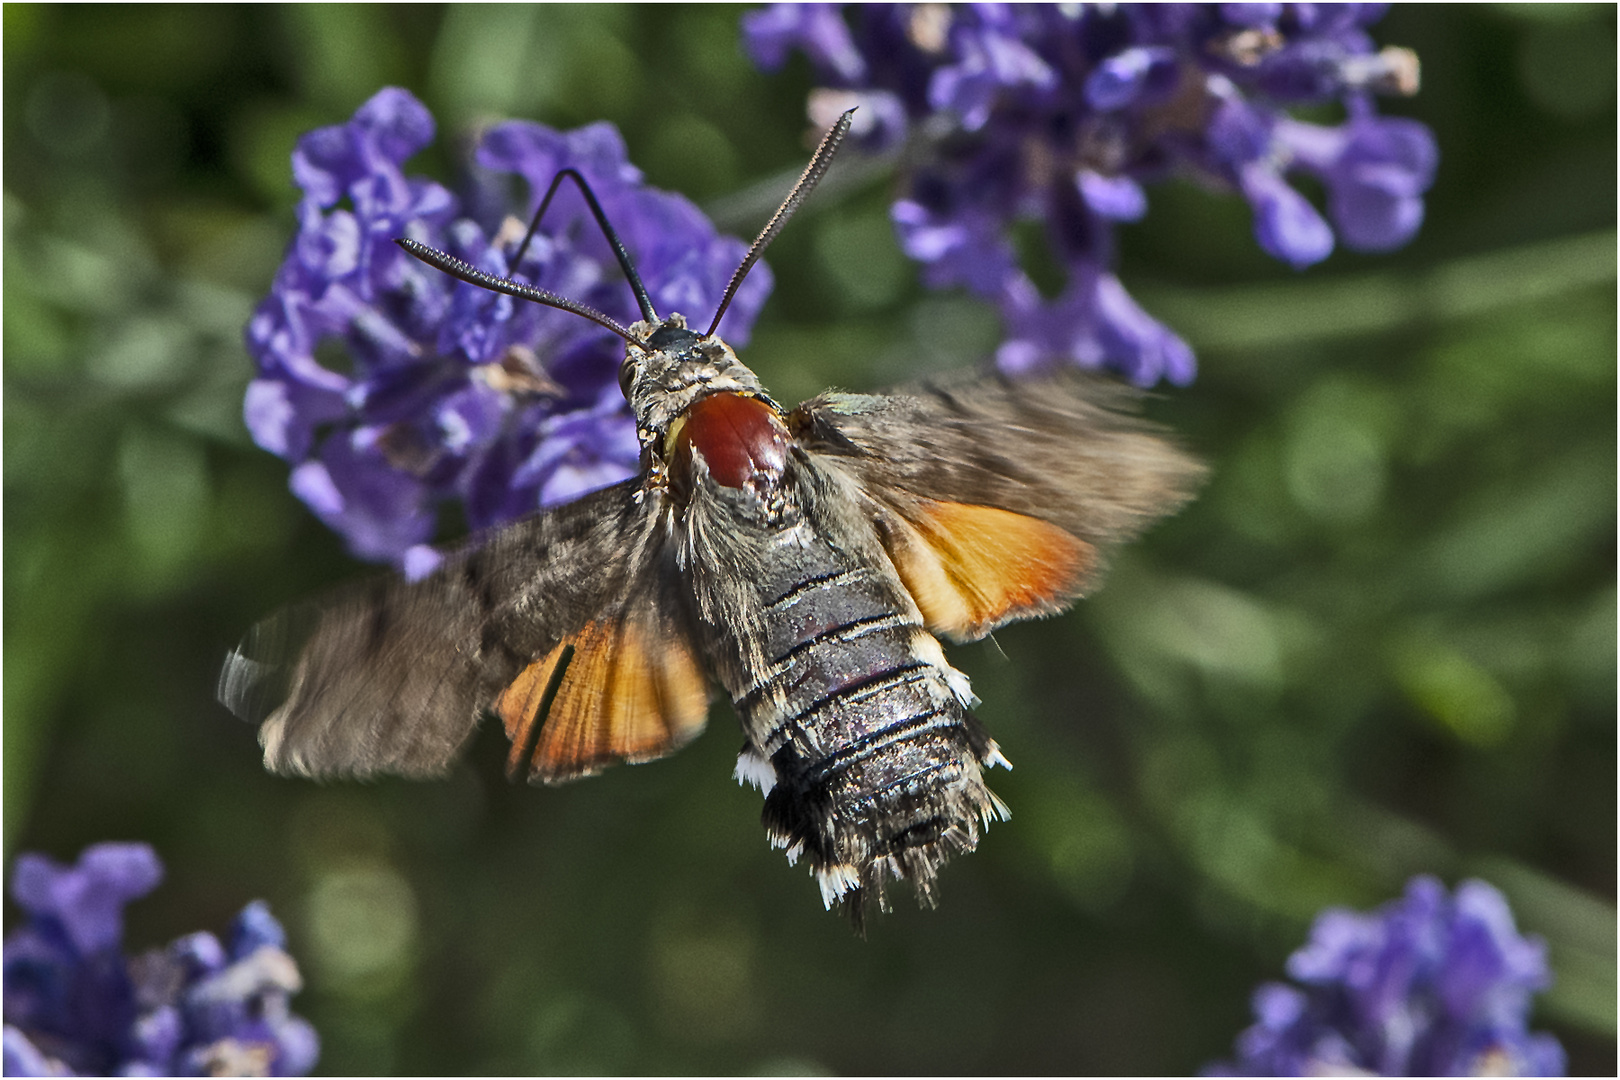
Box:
(759, 711, 1000, 917)
(800, 704, 959, 786)
(720, 525, 1006, 916)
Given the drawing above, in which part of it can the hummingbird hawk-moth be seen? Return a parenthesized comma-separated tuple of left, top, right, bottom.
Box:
(220, 111, 1202, 923)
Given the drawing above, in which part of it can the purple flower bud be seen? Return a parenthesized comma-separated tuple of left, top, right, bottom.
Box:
(928, 18, 1056, 131)
(1078, 170, 1148, 222)
(891, 198, 1020, 296)
(292, 87, 435, 212)
(1207, 96, 1276, 167)
(3, 1027, 61, 1077)
(742, 2, 867, 83)
(289, 436, 437, 563)
(1255, 38, 1359, 101)
(164, 932, 228, 981)
(477, 120, 644, 205)
(1242, 162, 1336, 268)
(1208, 876, 1567, 1077)
(1220, 4, 1283, 30)
(3, 845, 317, 1077)
(129, 1004, 182, 1068)
(1084, 46, 1179, 112)
(10, 844, 162, 957)
(996, 268, 1195, 388)
(227, 902, 288, 959)
(1330, 118, 1437, 251)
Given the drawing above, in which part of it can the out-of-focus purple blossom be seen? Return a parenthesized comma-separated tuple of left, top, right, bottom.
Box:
(1206, 876, 1566, 1077)
(3, 843, 317, 1077)
(743, 3, 1437, 385)
(246, 87, 771, 566)
(1277, 105, 1439, 252)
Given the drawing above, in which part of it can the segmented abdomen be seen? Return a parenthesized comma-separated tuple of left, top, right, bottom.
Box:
(729, 527, 1004, 911)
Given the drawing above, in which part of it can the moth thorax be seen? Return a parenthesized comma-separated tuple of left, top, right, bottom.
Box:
(667, 392, 789, 500)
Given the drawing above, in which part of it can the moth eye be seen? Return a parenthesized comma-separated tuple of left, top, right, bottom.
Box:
(618, 357, 636, 397)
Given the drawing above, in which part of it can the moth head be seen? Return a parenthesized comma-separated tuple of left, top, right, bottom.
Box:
(620, 313, 768, 442)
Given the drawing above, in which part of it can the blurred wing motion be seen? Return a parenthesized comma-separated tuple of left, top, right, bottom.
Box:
(790, 370, 1205, 641)
(217, 479, 711, 781)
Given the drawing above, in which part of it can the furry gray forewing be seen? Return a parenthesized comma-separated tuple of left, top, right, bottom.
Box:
(789, 369, 1204, 546)
(219, 478, 661, 779)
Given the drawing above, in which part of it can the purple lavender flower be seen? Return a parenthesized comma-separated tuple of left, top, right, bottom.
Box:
(246, 87, 772, 567)
(1206, 876, 1567, 1077)
(3, 843, 318, 1077)
(744, 3, 1437, 385)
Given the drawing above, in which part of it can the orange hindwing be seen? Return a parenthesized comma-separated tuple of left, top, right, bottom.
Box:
(495, 618, 710, 782)
(879, 498, 1094, 642)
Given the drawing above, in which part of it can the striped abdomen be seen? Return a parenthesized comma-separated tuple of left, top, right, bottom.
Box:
(730, 528, 1006, 911)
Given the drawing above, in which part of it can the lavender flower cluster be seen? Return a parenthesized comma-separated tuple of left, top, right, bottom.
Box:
(3, 844, 317, 1077)
(1208, 876, 1566, 1076)
(246, 87, 771, 567)
(744, 3, 1437, 385)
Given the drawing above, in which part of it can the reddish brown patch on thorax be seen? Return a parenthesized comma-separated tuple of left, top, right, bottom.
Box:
(670, 392, 788, 494)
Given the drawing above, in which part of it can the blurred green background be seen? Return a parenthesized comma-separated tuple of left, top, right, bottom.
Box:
(4, 4, 1614, 1075)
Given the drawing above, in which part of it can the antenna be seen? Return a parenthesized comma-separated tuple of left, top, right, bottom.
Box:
(705, 108, 855, 340)
(512, 167, 658, 324)
(399, 109, 856, 348)
(398, 161, 664, 344)
(396, 238, 644, 346)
